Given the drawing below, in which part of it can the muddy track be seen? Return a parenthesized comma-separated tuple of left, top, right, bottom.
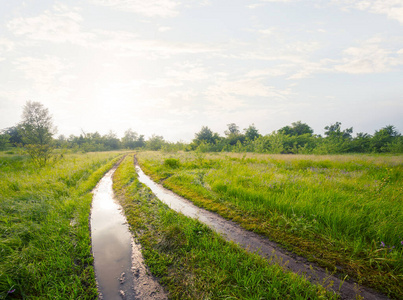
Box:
(91, 161, 167, 300)
(135, 162, 389, 300)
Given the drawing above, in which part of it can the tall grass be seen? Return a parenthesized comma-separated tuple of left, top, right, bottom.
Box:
(137, 151, 403, 299)
(113, 155, 337, 299)
(0, 151, 122, 299)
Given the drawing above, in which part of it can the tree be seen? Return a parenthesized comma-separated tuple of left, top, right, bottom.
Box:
(225, 123, 240, 136)
(244, 124, 260, 141)
(103, 130, 120, 150)
(224, 123, 244, 146)
(193, 126, 219, 145)
(18, 101, 57, 166)
(0, 131, 10, 150)
(371, 125, 400, 152)
(279, 121, 313, 136)
(321, 122, 353, 153)
(135, 135, 145, 148)
(146, 135, 165, 151)
(350, 132, 372, 153)
(2, 126, 23, 146)
(324, 122, 352, 140)
(122, 129, 139, 149)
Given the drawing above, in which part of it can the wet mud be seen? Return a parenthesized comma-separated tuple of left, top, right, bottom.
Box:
(91, 166, 167, 300)
(135, 164, 389, 300)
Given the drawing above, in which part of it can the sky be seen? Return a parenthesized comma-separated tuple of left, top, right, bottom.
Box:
(0, 0, 402, 142)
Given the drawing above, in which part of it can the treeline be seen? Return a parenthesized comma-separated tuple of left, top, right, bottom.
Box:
(2, 120, 402, 154)
(0, 126, 186, 153)
(189, 122, 403, 154)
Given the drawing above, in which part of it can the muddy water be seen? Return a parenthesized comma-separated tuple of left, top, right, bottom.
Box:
(135, 165, 388, 300)
(91, 166, 167, 300)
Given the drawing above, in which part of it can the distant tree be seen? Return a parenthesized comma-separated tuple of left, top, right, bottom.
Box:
(2, 126, 23, 146)
(146, 134, 165, 151)
(266, 131, 287, 153)
(324, 122, 352, 140)
(370, 125, 400, 152)
(350, 132, 372, 153)
(279, 121, 313, 136)
(321, 122, 353, 153)
(0, 131, 10, 150)
(225, 123, 245, 146)
(135, 135, 145, 148)
(55, 134, 68, 148)
(276, 121, 315, 153)
(122, 129, 139, 149)
(103, 131, 120, 150)
(225, 123, 240, 136)
(18, 101, 57, 166)
(244, 124, 260, 141)
(193, 126, 219, 145)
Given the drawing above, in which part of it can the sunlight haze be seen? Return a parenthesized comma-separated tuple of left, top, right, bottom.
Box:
(1, 0, 402, 141)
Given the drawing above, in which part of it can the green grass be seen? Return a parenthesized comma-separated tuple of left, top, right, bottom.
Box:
(136, 151, 403, 299)
(0, 151, 123, 299)
(113, 155, 337, 299)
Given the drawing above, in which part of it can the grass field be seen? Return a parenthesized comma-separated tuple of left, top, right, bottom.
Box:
(137, 151, 403, 299)
(0, 151, 122, 299)
(1, 150, 401, 299)
(113, 155, 337, 299)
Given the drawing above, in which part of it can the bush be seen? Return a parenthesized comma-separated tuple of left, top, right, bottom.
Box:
(163, 158, 180, 169)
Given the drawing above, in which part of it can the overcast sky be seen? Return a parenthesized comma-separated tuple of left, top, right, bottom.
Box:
(1, 0, 402, 141)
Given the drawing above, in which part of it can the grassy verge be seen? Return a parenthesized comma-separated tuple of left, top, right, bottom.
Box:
(113, 154, 337, 299)
(0, 151, 123, 299)
(136, 151, 403, 299)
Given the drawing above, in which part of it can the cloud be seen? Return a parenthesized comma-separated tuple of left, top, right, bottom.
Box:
(13, 56, 73, 91)
(258, 0, 300, 2)
(335, 38, 403, 74)
(6, 4, 219, 59)
(334, 0, 403, 24)
(7, 4, 93, 44)
(164, 62, 210, 82)
(93, 29, 220, 58)
(90, 0, 180, 18)
(0, 38, 14, 52)
(158, 26, 172, 32)
(204, 78, 292, 114)
(245, 67, 289, 78)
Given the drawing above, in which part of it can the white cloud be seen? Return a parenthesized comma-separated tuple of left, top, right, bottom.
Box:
(93, 29, 220, 58)
(259, 0, 300, 2)
(258, 27, 277, 35)
(245, 67, 289, 78)
(288, 59, 333, 79)
(158, 26, 172, 32)
(13, 56, 73, 91)
(335, 0, 403, 24)
(204, 78, 292, 114)
(0, 38, 15, 52)
(7, 4, 93, 44)
(335, 38, 403, 74)
(7, 3, 219, 59)
(165, 62, 210, 82)
(90, 0, 180, 17)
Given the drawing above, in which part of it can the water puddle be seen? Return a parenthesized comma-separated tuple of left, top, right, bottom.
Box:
(91, 166, 167, 300)
(135, 164, 388, 300)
